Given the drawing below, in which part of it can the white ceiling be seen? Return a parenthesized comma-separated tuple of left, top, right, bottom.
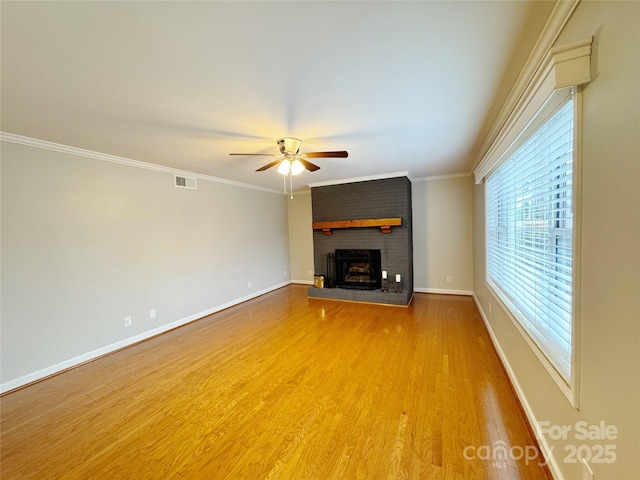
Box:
(1, 1, 554, 192)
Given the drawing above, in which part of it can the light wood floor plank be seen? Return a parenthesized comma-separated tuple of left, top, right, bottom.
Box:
(1, 286, 552, 479)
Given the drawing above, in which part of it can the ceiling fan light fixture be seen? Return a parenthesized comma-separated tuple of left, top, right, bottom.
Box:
(277, 159, 290, 175)
(291, 159, 305, 175)
(277, 158, 305, 176)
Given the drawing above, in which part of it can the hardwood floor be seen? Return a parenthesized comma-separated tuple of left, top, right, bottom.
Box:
(1, 286, 552, 479)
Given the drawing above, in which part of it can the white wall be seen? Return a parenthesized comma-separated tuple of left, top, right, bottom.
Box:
(412, 176, 473, 294)
(287, 191, 314, 284)
(472, 2, 640, 479)
(0, 140, 291, 390)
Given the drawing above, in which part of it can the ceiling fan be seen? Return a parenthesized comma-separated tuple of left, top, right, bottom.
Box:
(229, 137, 348, 175)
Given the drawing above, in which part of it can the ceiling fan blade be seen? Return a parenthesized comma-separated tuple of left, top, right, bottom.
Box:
(256, 159, 284, 172)
(305, 151, 348, 158)
(229, 153, 277, 156)
(298, 158, 321, 172)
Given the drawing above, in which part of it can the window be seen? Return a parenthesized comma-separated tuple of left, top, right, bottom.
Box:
(486, 95, 574, 385)
(475, 39, 591, 407)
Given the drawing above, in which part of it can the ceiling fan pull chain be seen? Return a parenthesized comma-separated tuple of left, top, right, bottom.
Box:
(289, 172, 294, 199)
(283, 174, 287, 194)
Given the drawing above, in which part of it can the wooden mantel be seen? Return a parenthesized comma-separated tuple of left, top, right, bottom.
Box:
(312, 218, 402, 235)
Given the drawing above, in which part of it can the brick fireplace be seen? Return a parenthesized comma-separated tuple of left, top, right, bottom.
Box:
(308, 176, 413, 306)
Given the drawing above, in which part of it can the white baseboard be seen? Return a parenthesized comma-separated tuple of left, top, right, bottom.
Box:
(0, 282, 290, 394)
(291, 279, 314, 285)
(414, 287, 473, 296)
(471, 293, 564, 480)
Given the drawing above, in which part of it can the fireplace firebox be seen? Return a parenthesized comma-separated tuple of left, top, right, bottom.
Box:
(335, 249, 382, 290)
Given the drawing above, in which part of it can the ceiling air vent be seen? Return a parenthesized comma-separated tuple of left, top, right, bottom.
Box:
(174, 175, 197, 190)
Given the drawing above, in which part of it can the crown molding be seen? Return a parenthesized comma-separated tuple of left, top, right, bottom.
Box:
(471, 0, 581, 173)
(307, 171, 410, 188)
(474, 36, 591, 183)
(412, 172, 471, 183)
(0, 132, 282, 194)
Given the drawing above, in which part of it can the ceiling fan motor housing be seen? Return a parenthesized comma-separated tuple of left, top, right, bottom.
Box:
(278, 137, 302, 155)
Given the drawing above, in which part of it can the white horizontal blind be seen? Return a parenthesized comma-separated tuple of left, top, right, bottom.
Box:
(486, 98, 573, 382)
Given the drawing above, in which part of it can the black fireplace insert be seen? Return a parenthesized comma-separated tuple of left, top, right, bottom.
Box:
(335, 249, 382, 290)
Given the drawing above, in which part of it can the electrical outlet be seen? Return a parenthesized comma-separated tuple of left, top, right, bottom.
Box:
(247, 281, 252, 289)
(308, 270, 313, 276)
(124, 316, 132, 327)
(149, 308, 156, 319)
(581, 459, 595, 480)
(446, 275, 452, 283)
(284, 270, 288, 277)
